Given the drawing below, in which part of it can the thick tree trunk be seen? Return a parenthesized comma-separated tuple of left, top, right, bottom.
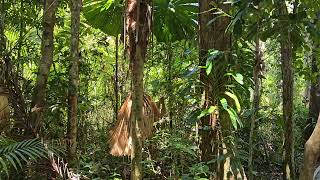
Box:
(126, 0, 151, 179)
(198, 0, 218, 166)
(305, 13, 320, 141)
(198, 0, 232, 179)
(67, 0, 81, 163)
(300, 113, 320, 180)
(305, 46, 320, 141)
(248, 38, 264, 180)
(30, 0, 58, 135)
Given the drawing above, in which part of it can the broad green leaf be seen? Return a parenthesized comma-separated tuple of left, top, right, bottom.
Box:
(226, 108, 238, 129)
(225, 91, 241, 112)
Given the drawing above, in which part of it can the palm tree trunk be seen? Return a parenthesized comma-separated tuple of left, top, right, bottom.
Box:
(126, 0, 151, 179)
(67, 0, 81, 163)
(30, 0, 58, 135)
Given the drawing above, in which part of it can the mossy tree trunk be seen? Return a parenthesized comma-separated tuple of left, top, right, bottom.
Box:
(277, 1, 295, 179)
(67, 0, 81, 164)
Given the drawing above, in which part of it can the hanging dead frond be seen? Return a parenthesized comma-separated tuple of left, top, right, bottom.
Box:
(0, 86, 9, 125)
(109, 93, 160, 156)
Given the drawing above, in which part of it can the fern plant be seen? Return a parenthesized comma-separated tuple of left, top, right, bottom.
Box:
(0, 138, 50, 176)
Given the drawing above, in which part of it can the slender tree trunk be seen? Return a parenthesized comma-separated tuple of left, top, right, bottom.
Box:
(199, 0, 232, 179)
(30, 0, 58, 135)
(0, 0, 5, 83)
(279, 8, 295, 180)
(0, 0, 8, 126)
(166, 43, 173, 128)
(115, 35, 119, 119)
(67, 0, 81, 163)
(300, 113, 320, 180)
(0, 0, 4, 56)
(248, 38, 264, 180)
(126, 0, 151, 179)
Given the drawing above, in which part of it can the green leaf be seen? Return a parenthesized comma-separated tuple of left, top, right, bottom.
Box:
(102, 0, 114, 11)
(234, 73, 244, 85)
(8, 152, 22, 169)
(220, 98, 228, 109)
(207, 50, 221, 61)
(206, 60, 213, 75)
(4, 154, 18, 171)
(197, 106, 218, 119)
(226, 108, 238, 129)
(225, 91, 241, 112)
(0, 156, 9, 176)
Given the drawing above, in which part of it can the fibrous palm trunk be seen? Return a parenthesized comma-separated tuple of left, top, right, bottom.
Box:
(126, 0, 151, 179)
(67, 0, 81, 163)
(30, 0, 58, 135)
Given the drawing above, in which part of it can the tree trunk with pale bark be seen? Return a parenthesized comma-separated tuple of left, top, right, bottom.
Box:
(300, 113, 320, 180)
(30, 0, 58, 135)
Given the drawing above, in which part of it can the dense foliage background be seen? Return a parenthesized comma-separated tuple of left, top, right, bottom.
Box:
(1, 0, 320, 179)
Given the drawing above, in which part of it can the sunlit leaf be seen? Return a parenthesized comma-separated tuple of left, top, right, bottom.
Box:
(225, 91, 241, 112)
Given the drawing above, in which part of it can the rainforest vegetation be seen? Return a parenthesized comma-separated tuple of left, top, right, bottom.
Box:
(1, 0, 320, 179)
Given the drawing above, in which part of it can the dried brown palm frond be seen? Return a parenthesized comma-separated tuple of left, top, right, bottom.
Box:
(0, 87, 9, 125)
(109, 93, 160, 156)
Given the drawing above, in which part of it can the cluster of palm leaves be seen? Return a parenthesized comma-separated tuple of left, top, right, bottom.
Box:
(0, 138, 54, 177)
